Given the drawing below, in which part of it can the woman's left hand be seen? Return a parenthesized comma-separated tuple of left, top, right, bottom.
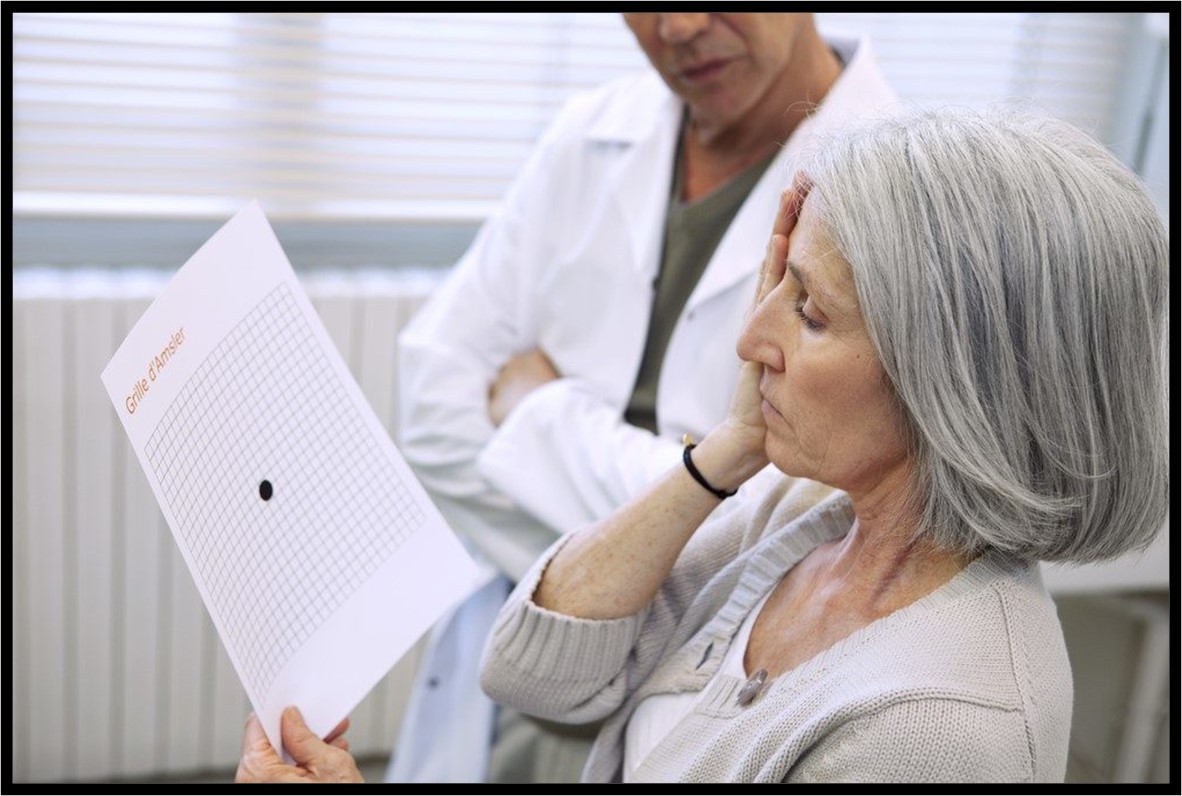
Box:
(235, 707, 363, 783)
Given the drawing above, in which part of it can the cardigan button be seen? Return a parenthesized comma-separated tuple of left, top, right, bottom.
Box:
(736, 668, 768, 707)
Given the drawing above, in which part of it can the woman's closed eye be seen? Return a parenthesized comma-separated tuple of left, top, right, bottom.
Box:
(794, 295, 825, 332)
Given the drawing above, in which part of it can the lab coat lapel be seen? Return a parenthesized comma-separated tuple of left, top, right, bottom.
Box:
(685, 144, 792, 312)
(585, 79, 683, 285)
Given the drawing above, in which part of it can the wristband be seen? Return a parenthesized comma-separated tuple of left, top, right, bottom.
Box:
(682, 440, 737, 500)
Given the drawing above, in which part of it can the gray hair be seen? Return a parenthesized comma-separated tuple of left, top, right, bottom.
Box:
(804, 107, 1169, 562)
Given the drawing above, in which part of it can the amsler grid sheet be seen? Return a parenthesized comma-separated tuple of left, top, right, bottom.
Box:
(102, 202, 479, 756)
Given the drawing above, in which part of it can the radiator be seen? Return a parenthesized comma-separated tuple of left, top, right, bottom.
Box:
(12, 268, 442, 783)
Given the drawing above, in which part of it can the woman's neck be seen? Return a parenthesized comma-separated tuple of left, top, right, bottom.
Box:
(812, 512, 971, 623)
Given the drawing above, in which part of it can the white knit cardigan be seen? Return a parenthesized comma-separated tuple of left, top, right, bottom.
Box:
(480, 474, 1072, 783)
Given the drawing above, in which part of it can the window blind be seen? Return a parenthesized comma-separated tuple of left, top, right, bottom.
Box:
(819, 12, 1135, 137)
(13, 11, 1139, 223)
(12, 12, 647, 221)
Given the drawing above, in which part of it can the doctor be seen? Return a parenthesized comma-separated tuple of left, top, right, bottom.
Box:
(390, 13, 897, 783)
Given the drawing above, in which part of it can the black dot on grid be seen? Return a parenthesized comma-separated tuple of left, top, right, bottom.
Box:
(259, 480, 273, 501)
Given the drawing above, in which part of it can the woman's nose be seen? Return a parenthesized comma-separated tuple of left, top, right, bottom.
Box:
(737, 301, 784, 372)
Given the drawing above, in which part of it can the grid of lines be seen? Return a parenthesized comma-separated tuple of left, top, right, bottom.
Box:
(145, 284, 423, 701)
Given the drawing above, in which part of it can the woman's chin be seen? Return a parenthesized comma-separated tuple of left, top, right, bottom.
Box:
(766, 445, 813, 482)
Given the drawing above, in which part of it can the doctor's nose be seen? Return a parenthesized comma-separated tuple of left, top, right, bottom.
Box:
(657, 13, 711, 45)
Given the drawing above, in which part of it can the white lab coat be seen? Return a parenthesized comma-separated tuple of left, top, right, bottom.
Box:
(389, 34, 897, 783)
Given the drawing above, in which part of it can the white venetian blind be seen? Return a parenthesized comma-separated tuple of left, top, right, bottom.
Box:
(12, 11, 647, 221)
(819, 12, 1136, 136)
(13, 12, 1138, 224)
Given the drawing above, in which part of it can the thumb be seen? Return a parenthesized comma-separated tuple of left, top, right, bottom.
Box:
(241, 712, 279, 760)
(242, 712, 268, 751)
(279, 706, 324, 765)
(729, 361, 767, 431)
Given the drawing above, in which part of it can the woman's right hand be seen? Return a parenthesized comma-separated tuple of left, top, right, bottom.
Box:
(723, 213, 794, 445)
(703, 183, 810, 488)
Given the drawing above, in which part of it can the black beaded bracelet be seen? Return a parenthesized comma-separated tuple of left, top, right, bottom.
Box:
(682, 443, 737, 500)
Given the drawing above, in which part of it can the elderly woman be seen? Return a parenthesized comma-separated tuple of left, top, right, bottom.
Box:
(236, 108, 1167, 783)
(476, 108, 1168, 783)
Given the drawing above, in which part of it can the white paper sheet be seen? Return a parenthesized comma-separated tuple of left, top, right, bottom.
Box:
(100, 202, 481, 759)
